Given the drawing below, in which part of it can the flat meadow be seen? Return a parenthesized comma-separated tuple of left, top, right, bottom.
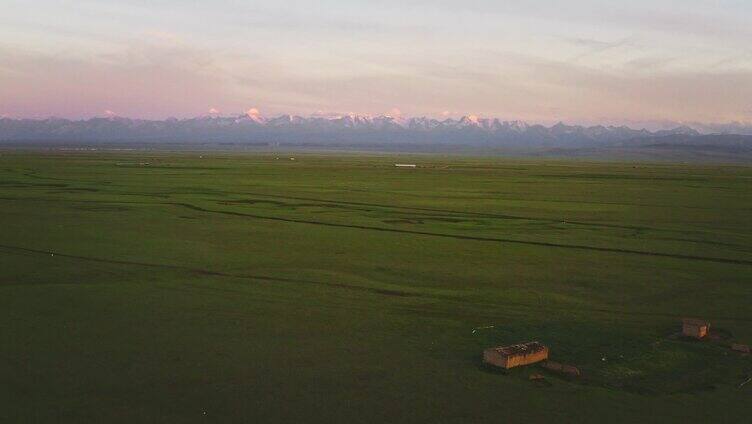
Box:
(1, 151, 751, 422)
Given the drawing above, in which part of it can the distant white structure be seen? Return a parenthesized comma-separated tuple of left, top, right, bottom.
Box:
(394, 164, 416, 168)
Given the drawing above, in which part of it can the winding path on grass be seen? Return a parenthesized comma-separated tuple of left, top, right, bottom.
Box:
(1, 189, 749, 265)
(2, 242, 752, 323)
(168, 202, 752, 267)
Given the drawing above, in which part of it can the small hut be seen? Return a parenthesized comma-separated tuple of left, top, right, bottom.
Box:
(483, 341, 549, 369)
(682, 318, 710, 339)
(731, 343, 750, 354)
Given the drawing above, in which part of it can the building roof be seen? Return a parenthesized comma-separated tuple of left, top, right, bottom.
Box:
(682, 318, 709, 326)
(489, 341, 547, 357)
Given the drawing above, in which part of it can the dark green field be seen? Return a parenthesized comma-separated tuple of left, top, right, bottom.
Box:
(1, 151, 751, 423)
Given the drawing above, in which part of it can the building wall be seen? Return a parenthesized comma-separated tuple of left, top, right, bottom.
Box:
(484, 347, 549, 369)
(683, 323, 709, 338)
(483, 349, 506, 368)
(504, 347, 549, 368)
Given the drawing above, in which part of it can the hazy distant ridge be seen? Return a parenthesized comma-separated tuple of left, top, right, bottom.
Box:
(1, 115, 751, 150)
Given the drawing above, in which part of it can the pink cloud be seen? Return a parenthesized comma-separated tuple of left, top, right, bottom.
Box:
(0, 44, 231, 120)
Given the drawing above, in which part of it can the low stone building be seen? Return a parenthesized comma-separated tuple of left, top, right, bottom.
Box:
(731, 343, 750, 354)
(483, 341, 549, 369)
(542, 360, 581, 378)
(682, 318, 710, 339)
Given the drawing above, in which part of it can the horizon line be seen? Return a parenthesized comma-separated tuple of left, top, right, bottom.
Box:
(3, 112, 752, 131)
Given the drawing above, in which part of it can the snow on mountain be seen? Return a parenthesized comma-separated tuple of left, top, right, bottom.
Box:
(243, 108, 266, 124)
(0, 113, 738, 148)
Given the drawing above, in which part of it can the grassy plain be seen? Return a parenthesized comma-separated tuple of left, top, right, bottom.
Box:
(1, 151, 752, 423)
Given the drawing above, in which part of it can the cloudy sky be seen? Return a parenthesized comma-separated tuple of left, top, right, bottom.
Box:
(1, 0, 751, 126)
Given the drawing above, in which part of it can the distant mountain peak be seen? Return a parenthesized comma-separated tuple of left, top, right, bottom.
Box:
(244, 108, 266, 124)
(2, 114, 751, 151)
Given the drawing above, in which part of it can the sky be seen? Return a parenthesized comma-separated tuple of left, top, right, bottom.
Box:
(1, 0, 751, 127)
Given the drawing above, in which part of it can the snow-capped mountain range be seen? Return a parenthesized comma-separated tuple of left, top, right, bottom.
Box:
(1, 113, 749, 149)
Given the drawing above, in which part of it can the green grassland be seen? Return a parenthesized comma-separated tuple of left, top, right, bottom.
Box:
(1, 151, 751, 423)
